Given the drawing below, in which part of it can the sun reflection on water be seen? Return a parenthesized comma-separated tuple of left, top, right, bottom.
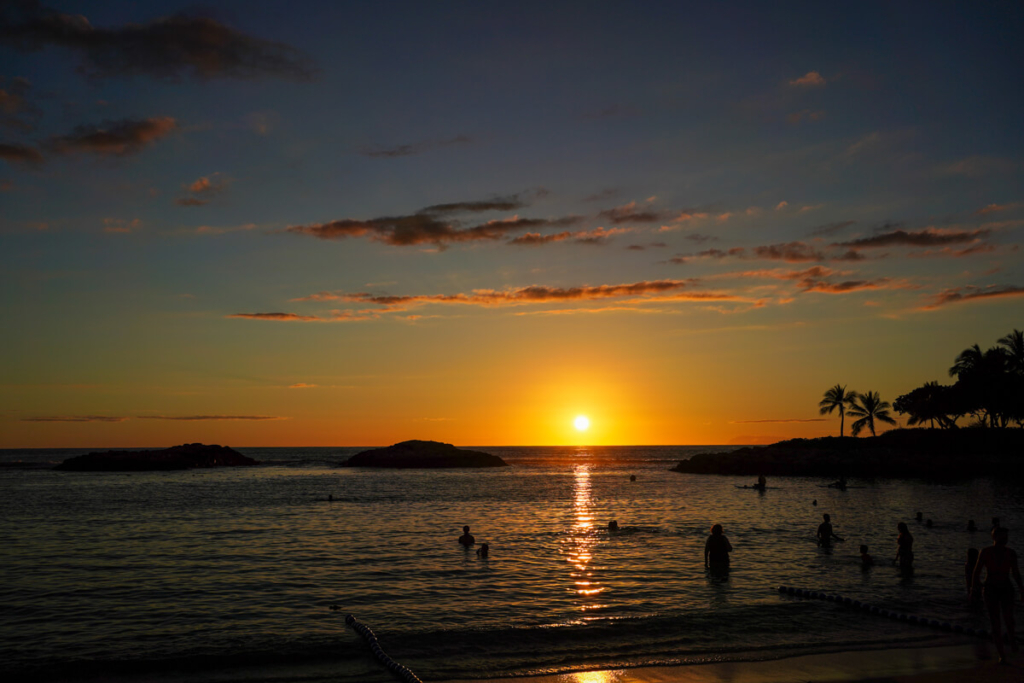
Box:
(565, 462, 605, 610)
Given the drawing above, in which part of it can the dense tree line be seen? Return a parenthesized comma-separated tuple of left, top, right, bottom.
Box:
(893, 329, 1024, 429)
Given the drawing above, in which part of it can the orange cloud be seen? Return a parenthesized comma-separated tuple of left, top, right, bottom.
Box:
(976, 202, 1021, 215)
(50, 117, 176, 156)
(22, 415, 127, 422)
(920, 284, 1024, 310)
(836, 227, 990, 248)
(788, 71, 826, 87)
(288, 383, 318, 389)
(227, 312, 320, 321)
(0, 142, 44, 164)
(137, 415, 286, 421)
(598, 201, 664, 224)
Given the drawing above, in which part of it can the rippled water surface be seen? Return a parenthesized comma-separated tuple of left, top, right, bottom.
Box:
(1, 446, 1021, 682)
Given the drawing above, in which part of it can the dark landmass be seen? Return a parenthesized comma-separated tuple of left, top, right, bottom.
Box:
(55, 443, 259, 471)
(341, 440, 508, 468)
(671, 429, 1024, 479)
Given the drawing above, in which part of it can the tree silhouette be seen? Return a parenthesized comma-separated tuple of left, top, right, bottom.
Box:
(949, 343, 985, 378)
(997, 329, 1024, 375)
(819, 384, 856, 436)
(847, 391, 897, 436)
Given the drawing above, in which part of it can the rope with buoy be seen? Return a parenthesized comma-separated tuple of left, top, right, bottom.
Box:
(345, 614, 424, 683)
(777, 586, 988, 639)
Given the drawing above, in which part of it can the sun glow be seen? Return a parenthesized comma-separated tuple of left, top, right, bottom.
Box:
(574, 415, 590, 431)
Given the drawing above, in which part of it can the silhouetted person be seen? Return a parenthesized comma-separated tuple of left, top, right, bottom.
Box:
(704, 524, 732, 570)
(966, 548, 980, 595)
(458, 525, 475, 547)
(828, 476, 847, 491)
(916, 512, 923, 522)
(860, 544, 874, 567)
(630, 474, 636, 482)
(992, 517, 1001, 531)
(968, 520, 977, 532)
(925, 518, 934, 528)
(756, 474, 766, 490)
(328, 494, 333, 502)
(476, 543, 489, 558)
(812, 499, 817, 506)
(817, 513, 844, 547)
(895, 522, 914, 572)
(971, 527, 1023, 664)
(608, 520, 619, 532)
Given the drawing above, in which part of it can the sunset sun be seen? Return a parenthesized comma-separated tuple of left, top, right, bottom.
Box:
(574, 415, 590, 431)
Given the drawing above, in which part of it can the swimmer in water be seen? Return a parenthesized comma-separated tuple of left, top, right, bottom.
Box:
(817, 514, 844, 547)
(756, 474, 766, 490)
(476, 543, 489, 558)
(458, 525, 475, 547)
(860, 545, 874, 567)
(971, 527, 1023, 664)
(704, 524, 732, 571)
(608, 520, 619, 532)
(895, 522, 914, 572)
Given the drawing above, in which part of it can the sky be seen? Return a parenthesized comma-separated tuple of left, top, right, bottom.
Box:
(1, 1, 1022, 447)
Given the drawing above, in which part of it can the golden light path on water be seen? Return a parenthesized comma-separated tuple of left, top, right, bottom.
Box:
(565, 456, 606, 614)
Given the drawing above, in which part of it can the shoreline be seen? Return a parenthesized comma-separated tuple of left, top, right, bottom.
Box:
(441, 642, 1020, 683)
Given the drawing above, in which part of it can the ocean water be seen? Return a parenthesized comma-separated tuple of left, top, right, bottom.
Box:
(1, 446, 1020, 682)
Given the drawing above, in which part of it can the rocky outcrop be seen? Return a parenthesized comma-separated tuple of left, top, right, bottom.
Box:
(671, 429, 1024, 479)
(55, 443, 258, 471)
(340, 440, 507, 468)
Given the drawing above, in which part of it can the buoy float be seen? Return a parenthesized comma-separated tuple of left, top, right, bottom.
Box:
(345, 614, 424, 683)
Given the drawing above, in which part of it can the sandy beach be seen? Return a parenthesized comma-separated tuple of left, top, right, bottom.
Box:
(443, 643, 1022, 683)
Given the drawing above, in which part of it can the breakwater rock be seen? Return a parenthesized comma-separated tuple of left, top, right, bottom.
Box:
(671, 429, 1024, 479)
(55, 443, 258, 471)
(341, 440, 508, 468)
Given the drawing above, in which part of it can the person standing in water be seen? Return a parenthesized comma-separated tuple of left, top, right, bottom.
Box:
(756, 474, 766, 490)
(704, 524, 732, 571)
(971, 527, 1023, 664)
(817, 513, 844, 547)
(458, 525, 475, 547)
(895, 522, 914, 572)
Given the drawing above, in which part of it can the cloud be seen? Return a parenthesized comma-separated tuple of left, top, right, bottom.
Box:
(675, 243, 864, 265)
(808, 220, 856, 236)
(21, 415, 127, 422)
(775, 201, 788, 211)
(176, 172, 228, 206)
(0, 141, 43, 164)
(137, 415, 285, 421)
(102, 217, 141, 233)
(0, 76, 41, 131)
(788, 71, 826, 87)
(685, 233, 716, 243)
(598, 201, 663, 224)
(359, 135, 472, 158)
(836, 227, 990, 248)
(194, 223, 256, 235)
(286, 193, 579, 248)
(921, 284, 1024, 310)
(939, 156, 1016, 177)
(227, 312, 320, 321)
(0, 2, 316, 81)
(49, 117, 176, 156)
(732, 418, 827, 424)
(977, 203, 1020, 215)
(908, 244, 1006, 259)
(799, 278, 892, 294)
(787, 109, 825, 124)
(752, 241, 825, 262)
(507, 226, 630, 246)
(288, 383, 317, 389)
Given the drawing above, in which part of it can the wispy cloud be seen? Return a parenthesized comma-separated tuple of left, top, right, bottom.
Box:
(288, 383, 318, 388)
(49, 117, 176, 156)
(359, 135, 471, 158)
(0, 2, 316, 81)
(507, 226, 631, 246)
(0, 141, 43, 164)
(227, 312, 320, 321)
(732, 418, 827, 423)
(787, 109, 825, 124)
(176, 173, 229, 206)
(102, 217, 141, 233)
(976, 202, 1021, 215)
(21, 415, 127, 422)
(598, 201, 663, 224)
(920, 284, 1024, 310)
(137, 415, 286, 421)
(938, 156, 1016, 177)
(808, 220, 856, 236)
(835, 227, 990, 248)
(788, 71, 826, 87)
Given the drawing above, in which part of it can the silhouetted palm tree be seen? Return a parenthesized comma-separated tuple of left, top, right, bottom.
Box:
(847, 391, 897, 437)
(819, 384, 856, 436)
(949, 344, 985, 378)
(997, 329, 1024, 375)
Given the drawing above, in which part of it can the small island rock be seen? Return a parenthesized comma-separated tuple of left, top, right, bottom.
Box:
(341, 440, 507, 468)
(56, 443, 258, 472)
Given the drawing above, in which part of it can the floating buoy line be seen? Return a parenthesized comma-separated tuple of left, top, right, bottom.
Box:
(777, 586, 988, 639)
(346, 614, 424, 683)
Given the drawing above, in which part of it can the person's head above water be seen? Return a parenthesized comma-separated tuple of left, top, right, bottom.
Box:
(711, 524, 723, 536)
(992, 526, 1009, 546)
(463, 525, 470, 533)
(822, 513, 831, 522)
(860, 544, 869, 554)
(608, 520, 618, 531)
(898, 522, 909, 534)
